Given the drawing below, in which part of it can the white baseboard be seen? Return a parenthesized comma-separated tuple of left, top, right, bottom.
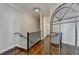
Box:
(16, 45, 27, 50)
(0, 45, 16, 54)
(44, 35, 49, 39)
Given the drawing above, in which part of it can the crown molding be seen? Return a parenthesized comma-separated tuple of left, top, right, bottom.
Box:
(7, 3, 37, 17)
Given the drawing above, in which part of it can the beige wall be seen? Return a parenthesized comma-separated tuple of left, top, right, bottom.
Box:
(18, 11, 40, 49)
(20, 12, 40, 35)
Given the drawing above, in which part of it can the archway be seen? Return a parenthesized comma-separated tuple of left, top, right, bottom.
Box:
(50, 3, 79, 55)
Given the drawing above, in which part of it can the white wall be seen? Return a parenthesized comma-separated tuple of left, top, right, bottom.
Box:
(0, 3, 40, 53)
(61, 22, 75, 46)
(52, 21, 76, 46)
(39, 14, 50, 40)
(40, 13, 43, 40)
(77, 21, 79, 46)
(0, 4, 20, 53)
(43, 16, 50, 38)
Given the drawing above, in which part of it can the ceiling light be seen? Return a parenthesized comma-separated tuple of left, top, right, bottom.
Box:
(34, 8, 40, 12)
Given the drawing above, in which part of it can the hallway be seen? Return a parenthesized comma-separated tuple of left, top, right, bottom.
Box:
(0, 3, 79, 55)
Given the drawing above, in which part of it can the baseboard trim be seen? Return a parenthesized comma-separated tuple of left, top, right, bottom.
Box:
(0, 39, 42, 54)
(0, 45, 16, 54)
(43, 35, 50, 40)
(16, 45, 27, 50)
(15, 47, 27, 52)
(16, 40, 41, 51)
(15, 40, 41, 53)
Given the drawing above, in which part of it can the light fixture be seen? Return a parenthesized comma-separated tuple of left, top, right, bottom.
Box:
(34, 8, 40, 12)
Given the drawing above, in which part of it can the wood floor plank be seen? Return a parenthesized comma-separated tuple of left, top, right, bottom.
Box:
(1, 35, 79, 55)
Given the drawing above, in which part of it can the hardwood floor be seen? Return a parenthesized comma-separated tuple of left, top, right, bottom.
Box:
(1, 36, 78, 55)
(0, 36, 60, 55)
(0, 36, 51, 55)
(50, 43, 59, 55)
(16, 36, 50, 55)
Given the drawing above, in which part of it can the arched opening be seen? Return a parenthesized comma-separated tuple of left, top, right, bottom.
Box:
(50, 3, 79, 55)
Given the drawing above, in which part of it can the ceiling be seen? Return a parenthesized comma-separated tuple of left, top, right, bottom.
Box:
(12, 3, 60, 17)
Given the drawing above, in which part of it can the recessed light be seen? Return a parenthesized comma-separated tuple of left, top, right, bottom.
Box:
(34, 8, 40, 12)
